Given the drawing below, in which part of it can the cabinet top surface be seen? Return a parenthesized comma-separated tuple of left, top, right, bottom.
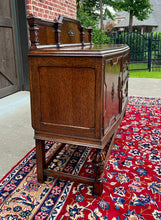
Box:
(29, 44, 129, 57)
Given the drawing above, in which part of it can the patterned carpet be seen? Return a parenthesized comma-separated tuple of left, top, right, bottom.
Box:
(0, 96, 161, 220)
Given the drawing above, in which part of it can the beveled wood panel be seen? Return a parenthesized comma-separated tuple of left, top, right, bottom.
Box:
(60, 18, 81, 44)
(39, 26, 56, 45)
(39, 66, 95, 128)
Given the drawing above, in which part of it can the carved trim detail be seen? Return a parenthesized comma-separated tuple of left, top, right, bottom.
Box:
(111, 82, 114, 101)
(27, 15, 40, 48)
(30, 26, 39, 48)
(68, 29, 74, 37)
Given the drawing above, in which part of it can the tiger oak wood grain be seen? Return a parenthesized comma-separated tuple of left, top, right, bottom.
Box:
(28, 15, 129, 196)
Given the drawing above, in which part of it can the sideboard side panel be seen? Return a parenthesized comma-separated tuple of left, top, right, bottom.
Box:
(29, 56, 98, 139)
(38, 66, 95, 128)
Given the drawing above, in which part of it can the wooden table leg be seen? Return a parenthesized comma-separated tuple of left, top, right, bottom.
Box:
(92, 149, 106, 196)
(36, 139, 46, 183)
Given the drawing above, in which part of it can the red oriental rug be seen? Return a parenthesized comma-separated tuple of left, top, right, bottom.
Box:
(0, 96, 161, 220)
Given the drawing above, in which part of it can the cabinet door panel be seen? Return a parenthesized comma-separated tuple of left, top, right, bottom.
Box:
(104, 56, 121, 133)
(39, 66, 95, 129)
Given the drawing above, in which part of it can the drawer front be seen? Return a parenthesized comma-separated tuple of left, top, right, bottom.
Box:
(103, 56, 122, 134)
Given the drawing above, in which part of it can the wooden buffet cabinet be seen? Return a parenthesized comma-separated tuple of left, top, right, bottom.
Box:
(28, 15, 129, 196)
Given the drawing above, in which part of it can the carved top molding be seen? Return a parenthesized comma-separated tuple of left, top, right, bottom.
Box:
(27, 14, 93, 49)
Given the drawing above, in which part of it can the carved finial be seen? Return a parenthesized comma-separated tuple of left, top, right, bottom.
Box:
(27, 15, 40, 49)
(88, 27, 93, 44)
(54, 16, 63, 47)
(80, 25, 85, 46)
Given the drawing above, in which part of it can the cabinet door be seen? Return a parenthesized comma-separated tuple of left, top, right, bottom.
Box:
(103, 56, 122, 134)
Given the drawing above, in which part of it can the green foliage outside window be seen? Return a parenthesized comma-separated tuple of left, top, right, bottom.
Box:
(77, 2, 109, 44)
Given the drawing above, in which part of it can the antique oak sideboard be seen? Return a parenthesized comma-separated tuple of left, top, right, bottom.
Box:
(27, 15, 129, 196)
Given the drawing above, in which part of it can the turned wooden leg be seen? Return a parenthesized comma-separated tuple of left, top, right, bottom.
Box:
(36, 139, 46, 183)
(92, 149, 106, 196)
